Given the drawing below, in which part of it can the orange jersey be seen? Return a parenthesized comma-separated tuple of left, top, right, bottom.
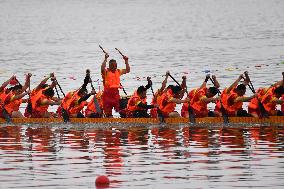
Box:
(102, 69, 121, 89)
(68, 92, 87, 114)
(127, 91, 147, 112)
(4, 92, 22, 115)
(158, 89, 176, 114)
(261, 87, 278, 113)
(190, 87, 209, 114)
(85, 92, 103, 113)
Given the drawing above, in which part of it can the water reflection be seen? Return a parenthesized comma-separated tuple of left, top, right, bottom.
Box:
(0, 124, 284, 188)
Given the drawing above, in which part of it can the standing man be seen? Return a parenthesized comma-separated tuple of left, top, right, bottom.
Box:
(101, 51, 130, 117)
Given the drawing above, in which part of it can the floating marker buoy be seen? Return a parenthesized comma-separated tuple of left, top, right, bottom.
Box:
(96, 175, 110, 187)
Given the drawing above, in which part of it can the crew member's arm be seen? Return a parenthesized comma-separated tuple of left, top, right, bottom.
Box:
(34, 73, 53, 92)
(159, 71, 169, 92)
(212, 75, 220, 88)
(169, 97, 190, 104)
(6, 91, 30, 103)
(227, 74, 244, 93)
(41, 99, 61, 106)
(101, 53, 109, 76)
(199, 74, 210, 90)
(137, 102, 155, 109)
(145, 77, 152, 90)
(0, 75, 15, 92)
(201, 96, 220, 103)
(77, 90, 96, 104)
(234, 94, 255, 103)
(120, 55, 130, 75)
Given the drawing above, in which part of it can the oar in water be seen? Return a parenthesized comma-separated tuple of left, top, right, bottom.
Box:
(87, 69, 102, 115)
(168, 73, 196, 124)
(209, 78, 229, 124)
(147, 77, 164, 123)
(244, 71, 268, 118)
(1, 105, 11, 123)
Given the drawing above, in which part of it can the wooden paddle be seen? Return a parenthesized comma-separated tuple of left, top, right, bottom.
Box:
(244, 71, 268, 118)
(87, 69, 102, 115)
(115, 48, 125, 57)
(209, 77, 229, 124)
(168, 73, 195, 124)
(147, 77, 164, 123)
(99, 45, 107, 54)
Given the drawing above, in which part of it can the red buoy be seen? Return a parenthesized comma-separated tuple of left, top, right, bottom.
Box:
(95, 175, 110, 187)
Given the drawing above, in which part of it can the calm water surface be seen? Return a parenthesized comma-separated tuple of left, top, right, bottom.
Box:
(1, 0, 284, 188)
(0, 124, 284, 188)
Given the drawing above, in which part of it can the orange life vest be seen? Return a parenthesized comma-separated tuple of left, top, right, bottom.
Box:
(85, 92, 103, 113)
(261, 87, 278, 113)
(61, 91, 76, 110)
(190, 88, 210, 116)
(181, 88, 198, 112)
(221, 88, 243, 115)
(30, 88, 46, 110)
(68, 92, 87, 114)
(248, 88, 268, 110)
(4, 92, 22, 114)
(33, 93, 52, 113)
(158, 89, 176, 113)
(127, 91, 147, 112)
(103, 69, 121, 89)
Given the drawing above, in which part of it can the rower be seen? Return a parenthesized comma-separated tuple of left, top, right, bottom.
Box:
(181, 74, 220, 118)
(126, 79, 157, 118)
(215, 73, 255, 117)
(85, 90, 103, 118)
(25, 73, 58, 117)
(0, 75, 17, 117)
(31, 87, 61, 118)
(150, 71, 170, 118)
(247, 77, 283, 118)
(101, 52, 130, 117)
(66, 87, 96, 118)
(3, 74, 31, 118)
(158, 85, 190, 118)
(259, 85, 284, 116)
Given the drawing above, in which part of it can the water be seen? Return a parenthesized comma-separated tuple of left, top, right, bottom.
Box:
(0, 124, 284, 189)
(0, 0, 284, 188)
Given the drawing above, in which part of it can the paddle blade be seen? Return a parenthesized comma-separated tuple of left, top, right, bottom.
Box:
(93, 96, 102, 114)
(61, 108, 70, 122)
(188, 106, 196, 124)
(2, 108, 11, 123)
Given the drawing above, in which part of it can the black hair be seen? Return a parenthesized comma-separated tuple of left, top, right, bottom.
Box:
(236, 84, 246, 91)
(172, 85, 182, 94)
(109, 59, 116, 64)
(208, 87, 218, 96)
(10, 84, 22, 91)
(78, 87, 88, 95)
(43, 87, 55, 97)
(167, 85, 174, 90)
(274, 86, 284, 95)
(137, 86, 146, 95)
(41, 84, 49, 89)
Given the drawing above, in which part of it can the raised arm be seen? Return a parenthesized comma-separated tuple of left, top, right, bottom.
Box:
(227, 74, 244, 93)
(212, 75, 220, 89)
(34, 73, 53, 91)
(199, 74, 210, 90)
(160, 71, 169, 92)
(121, 55, 130, 75)
(0, 75, 15, 92)
(101, 53, 109, 75)
(22, 73, 32, 92)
